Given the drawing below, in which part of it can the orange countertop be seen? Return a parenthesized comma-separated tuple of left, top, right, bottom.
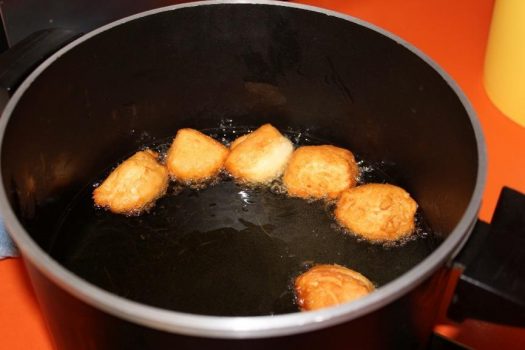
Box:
(1, 0, 525, 349)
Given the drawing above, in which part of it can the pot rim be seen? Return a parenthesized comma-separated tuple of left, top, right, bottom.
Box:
(0, 0, 486, 339)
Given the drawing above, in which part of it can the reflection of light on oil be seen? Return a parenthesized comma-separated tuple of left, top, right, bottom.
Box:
(238, 190, 250, 204)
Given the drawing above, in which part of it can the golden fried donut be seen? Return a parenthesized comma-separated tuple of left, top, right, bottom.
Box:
(335, 183, 418, 241)
(93, 149, 169, 215)
(229, 134, 249, 150)
(295, 264, 375, 311)
(224, 124, 294, 183)
(283, 145, 359, 200)
(166, 128, 229, 183)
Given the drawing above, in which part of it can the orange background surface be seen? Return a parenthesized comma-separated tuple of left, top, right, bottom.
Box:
(1, 0, 525, 349)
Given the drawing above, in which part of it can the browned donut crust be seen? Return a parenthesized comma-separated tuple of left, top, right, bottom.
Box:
(225, 124, 294, 183)
(295, 264, 375, 311)
(283, 145, 359, 200)
(93, 149, 169, 215)
(335, 183, 418, 242)
(229, 134, 249, 150)
(166, 128, 229, 183)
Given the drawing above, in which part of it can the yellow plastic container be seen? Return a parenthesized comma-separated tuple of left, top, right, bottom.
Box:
(484, 0, 525, 127)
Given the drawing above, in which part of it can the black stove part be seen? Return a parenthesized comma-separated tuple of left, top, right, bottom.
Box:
(452, 220, 490, 269)
(0, 17, 8, 54)
(448, 187, 525, 327)
(427, 333, 470, 350)
(0, 0, 178, 47)
(0, 28, 80, 110)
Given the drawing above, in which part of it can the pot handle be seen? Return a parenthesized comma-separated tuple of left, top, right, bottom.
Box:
(0, 28, 81, 111)
(447, 187, 525, 327)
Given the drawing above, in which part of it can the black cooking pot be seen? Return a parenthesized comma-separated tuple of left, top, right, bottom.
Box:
(0, 1, 487, 349)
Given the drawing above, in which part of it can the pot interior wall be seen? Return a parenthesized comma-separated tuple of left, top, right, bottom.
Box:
(1, 4, 478, 275)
